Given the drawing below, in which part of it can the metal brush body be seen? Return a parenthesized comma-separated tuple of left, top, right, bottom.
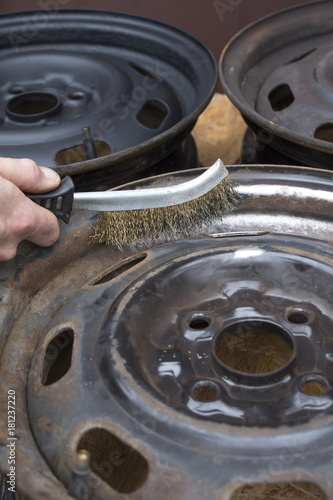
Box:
(27, 159, 237, 246)
(27, 159, 229, 222)
(73, 159, 228, 211)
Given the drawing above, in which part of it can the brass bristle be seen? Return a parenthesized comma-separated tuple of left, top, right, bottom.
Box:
(92, 176, 238, 248)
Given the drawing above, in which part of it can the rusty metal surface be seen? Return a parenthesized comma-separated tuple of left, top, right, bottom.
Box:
(1, 165, 333, 499)
(220, 1, 333, 169)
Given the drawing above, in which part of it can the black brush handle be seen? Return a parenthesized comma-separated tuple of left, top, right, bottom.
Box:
(26, 176, 74, 224)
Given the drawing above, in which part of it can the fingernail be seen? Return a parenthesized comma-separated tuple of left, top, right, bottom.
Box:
(41, 167, 61, 185)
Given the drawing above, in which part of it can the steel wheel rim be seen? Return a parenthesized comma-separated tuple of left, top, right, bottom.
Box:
(0, 10, 217, 180)
(1, 165, 333, 499)
(220, 1, 333, 168)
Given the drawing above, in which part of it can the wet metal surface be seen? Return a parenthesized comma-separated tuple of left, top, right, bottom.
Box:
(0, 166, 333, 499)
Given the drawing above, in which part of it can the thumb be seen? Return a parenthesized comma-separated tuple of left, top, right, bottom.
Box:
(0, 157, 60, 192)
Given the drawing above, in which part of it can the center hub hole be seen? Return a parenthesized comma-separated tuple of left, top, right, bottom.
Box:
(215, 321, 294, 375)
(6, 91, 61, 122)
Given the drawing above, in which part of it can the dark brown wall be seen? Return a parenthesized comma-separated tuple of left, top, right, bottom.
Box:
(0, 0, 320, 62)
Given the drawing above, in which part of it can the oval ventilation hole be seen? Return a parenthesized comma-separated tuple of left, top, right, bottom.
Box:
(230, 482, 327, 500)
(285, 307, 310, 324)
(293, 262, 311, 272)
(42, 328, 74, 386)
(192, 381, 218, 402)
(78, 428, 148, 494)
(55, 141, 111, 166)
(215, 321, 294, 375)
(129, 62, 158, 80)
(188, 314, 211, 330)
(92, 254, 147, 285)
(136, 99, 168, 129)
(314, 123, 333, 143)
(268, 84, 295, 111)
(287, 48, 317, 64)
(301, 377, 328, 396)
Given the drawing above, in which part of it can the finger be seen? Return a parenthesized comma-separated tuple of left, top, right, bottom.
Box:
(1, 185, 59, 250)
(25, 204, 60, 248)
(11, 195, 60, 247)
(0, 157, 60, 192)
(0, 207, 60, 261)
(0, 177, 60, 261)
(0, 235, 19, 261)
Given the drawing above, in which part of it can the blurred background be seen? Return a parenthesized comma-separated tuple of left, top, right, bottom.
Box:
(0, 0, 320, 63)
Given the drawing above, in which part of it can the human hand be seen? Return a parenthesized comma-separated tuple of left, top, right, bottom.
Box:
(0, 158, 61, 261)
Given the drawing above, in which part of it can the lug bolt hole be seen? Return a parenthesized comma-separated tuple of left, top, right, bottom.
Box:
(301, 377, 328, 396)
(188, 314, 211, 330)
(192, 381, 218, 402)
(68, 91, 85, 100)
(285, 307, 311, 324)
